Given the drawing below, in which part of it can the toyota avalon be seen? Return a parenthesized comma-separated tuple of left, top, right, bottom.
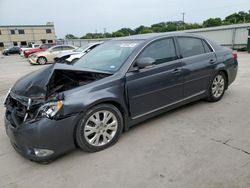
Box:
(4, 33, 238, 162)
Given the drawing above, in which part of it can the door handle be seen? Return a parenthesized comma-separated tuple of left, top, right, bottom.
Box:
(172, 68, 181, 74)
(209, 59, 216, 64)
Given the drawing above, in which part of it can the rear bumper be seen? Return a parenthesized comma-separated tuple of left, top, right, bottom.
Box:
(4, 114, 79, 162)
(228, 61, 238, 86)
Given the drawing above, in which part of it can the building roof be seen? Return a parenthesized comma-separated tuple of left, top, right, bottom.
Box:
(0, 23, 54, 28)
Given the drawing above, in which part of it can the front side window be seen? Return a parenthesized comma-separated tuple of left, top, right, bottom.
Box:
(10, 30, 15, 35)
(203, 40, 213, 53)
(177, 37, 205, 58)
(75, 40, 142, 73)
(138, 38, 177, 65)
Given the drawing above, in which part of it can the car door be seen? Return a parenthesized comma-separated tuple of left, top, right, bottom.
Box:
(47, 46, 62, 62)
(14, 47, 20, 54)
(9, 47, 15, 54)
(177, 37, 216, 98)
(126, 38, 183, 119)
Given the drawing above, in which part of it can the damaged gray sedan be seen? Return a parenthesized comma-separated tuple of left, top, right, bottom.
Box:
(4, 33, 238, 162)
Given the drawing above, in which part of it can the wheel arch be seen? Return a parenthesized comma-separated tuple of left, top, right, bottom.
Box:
(85, 99, 128, 131)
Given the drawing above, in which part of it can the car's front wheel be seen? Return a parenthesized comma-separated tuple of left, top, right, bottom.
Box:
(37, 57, 47, 65)
(76, 104, 123, 152)
(207, 72, 227, 102)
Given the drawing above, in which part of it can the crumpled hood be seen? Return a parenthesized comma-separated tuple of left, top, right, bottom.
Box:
(11, 63, 110, 99)
(11, 65, 53, 99)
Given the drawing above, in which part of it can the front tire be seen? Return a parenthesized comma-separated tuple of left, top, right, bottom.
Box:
(206, 72, 227, 102)
(76, 104, 123, 152)
(37, 57, 47, 65)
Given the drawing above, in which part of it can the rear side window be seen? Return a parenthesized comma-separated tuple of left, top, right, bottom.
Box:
(177, 37, 205, 58)
(51, 46, 62, 51)
(202, 40, 213, 53)
(63, 46, 75, 50)
(139, 38, 177, 65)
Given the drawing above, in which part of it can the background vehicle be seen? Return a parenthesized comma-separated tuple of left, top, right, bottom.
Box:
(2, 46, 21, 55)
(4, 33, 238, 162)
(20, 44, 40, 57)
(28, 45, 77, 65)
(23, 43, 56, 58)
(54, 42, 102, 64)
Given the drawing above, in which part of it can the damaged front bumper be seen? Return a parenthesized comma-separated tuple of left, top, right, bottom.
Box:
(4, 92, 80, 162)
(4, 113, 79, 162)
(28, 57, 38, 65)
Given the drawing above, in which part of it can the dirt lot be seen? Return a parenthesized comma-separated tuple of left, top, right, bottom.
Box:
(0, 53, 250, 188)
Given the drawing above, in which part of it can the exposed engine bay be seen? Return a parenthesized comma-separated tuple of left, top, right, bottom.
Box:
(4, 66, 111, 126)
(47, 69, 110, 98)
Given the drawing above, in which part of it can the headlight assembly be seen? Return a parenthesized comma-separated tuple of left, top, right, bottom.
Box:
(37, 100, 63, 119)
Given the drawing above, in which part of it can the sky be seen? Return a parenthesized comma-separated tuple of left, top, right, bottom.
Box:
(0, 0, 249, 38)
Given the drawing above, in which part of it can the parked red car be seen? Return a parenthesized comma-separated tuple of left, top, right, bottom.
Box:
(23, 43, 56, 58)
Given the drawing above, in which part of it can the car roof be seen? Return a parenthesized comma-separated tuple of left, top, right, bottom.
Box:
(113, 32, 205, 41)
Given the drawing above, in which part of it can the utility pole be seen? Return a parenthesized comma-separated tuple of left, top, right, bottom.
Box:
(181, 12, 185, 30)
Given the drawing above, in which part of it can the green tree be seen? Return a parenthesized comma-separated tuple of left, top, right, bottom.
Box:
(203, 18, 222, 27)
(112, 32, 124, 37)
(134, 25, 146, 34)
(224, 11, 250, 24)
(185, 23, 202, 30)
(116, 28, 135, 36)
(151, 22, 167, 32)
(141, 27, 153, 34)
(65, 34, 78, 39)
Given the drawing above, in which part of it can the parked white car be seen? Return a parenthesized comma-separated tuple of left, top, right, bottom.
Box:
(28, 45, 77, 65)
(54, 42, 103, 64)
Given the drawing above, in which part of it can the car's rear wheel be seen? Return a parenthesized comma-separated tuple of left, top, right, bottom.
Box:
(207, 72, 227, 102)
(37, 57, 47, 65)
(76, 104, 123, 152)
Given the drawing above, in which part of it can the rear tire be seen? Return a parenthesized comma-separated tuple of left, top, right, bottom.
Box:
(206, 72, 227, 102)
(76, 104, 123, 152)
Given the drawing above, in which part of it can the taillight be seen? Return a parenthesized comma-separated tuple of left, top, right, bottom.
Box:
(232, 51, 237, 59)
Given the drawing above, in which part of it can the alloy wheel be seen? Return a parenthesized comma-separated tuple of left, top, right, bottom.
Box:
(212, 75, 225, 98)
(83, 110, 118, 146)
(38, 57, 46, 65)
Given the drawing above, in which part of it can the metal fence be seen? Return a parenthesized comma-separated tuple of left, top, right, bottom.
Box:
(61, 38, 110, 47)
(62, 23, 250, 50)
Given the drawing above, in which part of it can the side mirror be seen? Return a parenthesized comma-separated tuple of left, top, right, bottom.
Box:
(136, 57, 156, 69)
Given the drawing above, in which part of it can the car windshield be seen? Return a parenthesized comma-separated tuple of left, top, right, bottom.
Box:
(73, 44, 90, 52)
(74, 40, 141, 73)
